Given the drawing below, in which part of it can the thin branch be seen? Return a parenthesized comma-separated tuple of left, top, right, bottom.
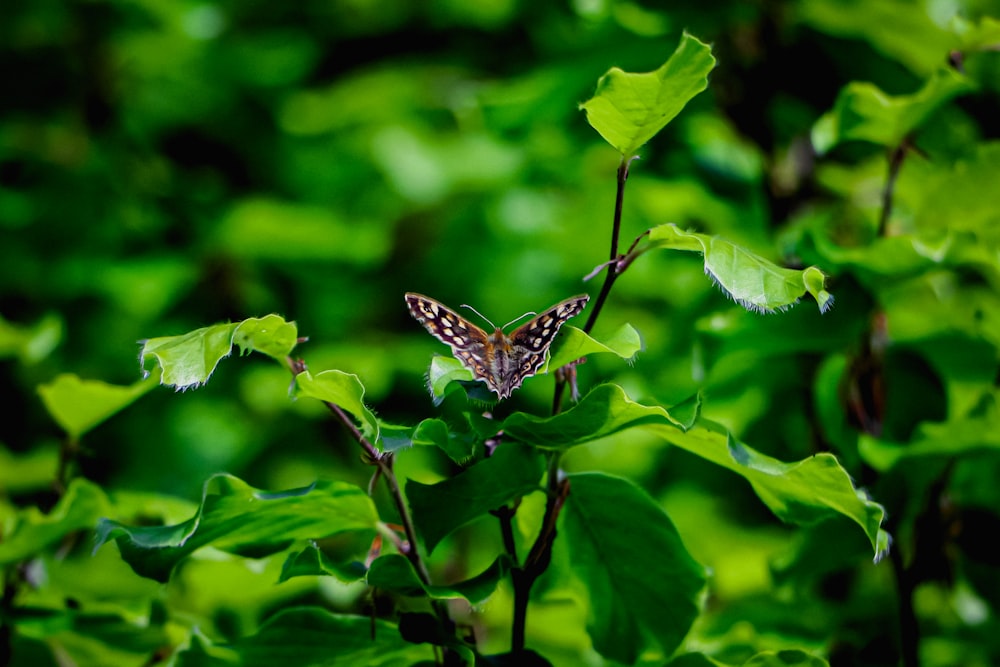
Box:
(552, 157, 634, 413)
(877, 140, 909, 237)
(287, 358, 450, 630)
(581, 156, 632, 336)
(520, 155, 636, 655)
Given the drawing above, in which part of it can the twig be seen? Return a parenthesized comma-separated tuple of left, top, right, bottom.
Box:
(286, 358, 450, 631)
(519, 154, 636, 653)
(877, 140, 909, 237)
(552, 156, 634, 414)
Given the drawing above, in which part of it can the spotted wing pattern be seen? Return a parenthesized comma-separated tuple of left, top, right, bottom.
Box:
(502, 295, 590, 397)
(405, 292, 492, 380)
(405, 292, 589, 400)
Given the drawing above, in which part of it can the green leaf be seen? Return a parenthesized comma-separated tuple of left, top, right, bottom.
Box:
(797, 0, 952, 76)
(412, 418, 478, 464)
(278, 542, 368, 583)
(647, 224, 833, 313)
(426, 355, 480, 402)
(500, 383, 693, 450)
(950, 15, 1000, 52)
(232, 313, 299, 361)
(796, 226, 947, 286)
(811, 67, 974, 154)
(558, 473, 706, 664)
(581, 32, 716, 157)
(140, 315, 298, 389)
(548, 323, 643, 369)
(37, 373, 157, 439)
(0, 479, 110, 565)
(0, 312, 62, 363)
(653, 423, 889, 560)
(500, 384, 885, 558)
(670, 651, 829, 667)
(914, 143, 1000, 236)
(367, 553, 508, 604)
(667, 654, 724, 667)
(9, 606, 172, 666)
(94, 474, 378, 582)
(743, 650, 829, 667)
(771, 519, 878, 590)
(0, 444, 59, 493)
(295, 369, 381, 445)
(858, 404, 1000, 472)
(406, 443, 544, 553)
(174, 607, 432, 667)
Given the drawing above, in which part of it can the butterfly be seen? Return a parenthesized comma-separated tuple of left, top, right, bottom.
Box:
(405, 292, 590, 400)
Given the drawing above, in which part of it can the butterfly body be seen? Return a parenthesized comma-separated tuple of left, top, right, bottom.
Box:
(405, 292, 589, 400)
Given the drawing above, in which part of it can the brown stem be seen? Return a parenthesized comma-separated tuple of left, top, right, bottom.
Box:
(553, 158, 633, 414)
(288, 358, 450, 631)
(510, 453, 569, 654)
(889, 531, 919, 667)
(878, 141, 908, 238)
(524, 156, 634, 653)
(581, 157, 632, 336)
(1, 568, 17, 666)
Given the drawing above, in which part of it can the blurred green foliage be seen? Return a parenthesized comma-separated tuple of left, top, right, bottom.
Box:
(3, 0, 1000, 665)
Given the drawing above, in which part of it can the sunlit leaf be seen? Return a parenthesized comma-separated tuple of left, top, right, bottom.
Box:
(0, 445, 59, 494)
(811, 67, 973, 154)
(37, 373, 157, 439)
(141, 315, 298, 390)
(499, 383, 693, 449)
(858, 400, 1000, 472)
(950, 15, 1000, 52)
(744, 650, 829, 667)
(548, 323, 643, 368)
(798, 0, 952, 75)
(914, 143, 1000, 236)
(652, 423, 889, 560)
(215, 197, 390, 264)
(648, 224, 833, 313)
(667, 654, 724, 667)
(0, 312, 62, 363)
(232, 313, 299, 361)
(406, 443, 544, 553)
(558, 473, 705, 664)
(500, 383, 885, 558)
(174, 607, 432, 666)
(0, 479, 110, 565)
(94, 475, 377, 582)
(581, 32, 716, 157)
(295, 369, 381, 445)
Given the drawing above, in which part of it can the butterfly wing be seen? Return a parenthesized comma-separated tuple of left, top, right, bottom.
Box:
(503, 294, 590, 395)
(404, 293, 493, 383)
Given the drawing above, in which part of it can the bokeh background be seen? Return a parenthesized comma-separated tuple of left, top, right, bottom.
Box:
(3, 0, 1000, 664)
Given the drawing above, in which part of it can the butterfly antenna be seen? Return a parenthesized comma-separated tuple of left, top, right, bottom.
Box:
(460, 303, 497, 329)
(502, 311, 536, 330)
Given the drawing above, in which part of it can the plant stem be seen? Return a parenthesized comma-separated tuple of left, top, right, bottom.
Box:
(877, 141, 907, 237)
(53, 436, 78, 497)
(889, 532, 919, 667)
(518, 155, 633, 653)
(0, 568, 16, 667)
(287, 359, 450, 629)
(582, 156, 631, 335)
(552, 156, 633, 413)
(510, 450, 566, 654)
